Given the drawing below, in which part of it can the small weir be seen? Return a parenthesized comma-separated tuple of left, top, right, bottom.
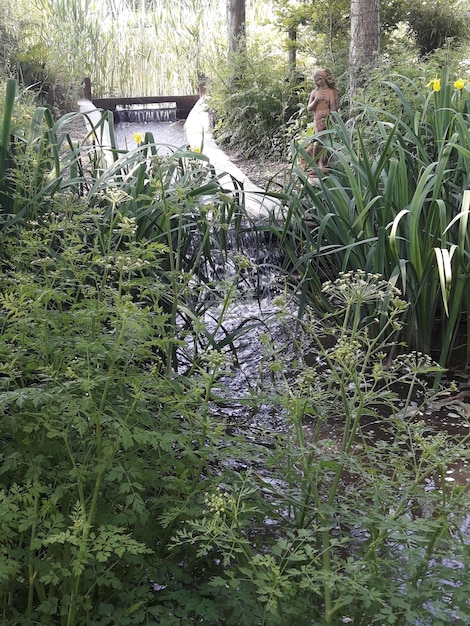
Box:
(115, 102, 177, 124)
(83, 78, 199, 123)
(83, 78, 199, 151)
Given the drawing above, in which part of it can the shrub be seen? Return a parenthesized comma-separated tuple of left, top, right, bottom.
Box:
(0, 187, 259, 624)
(208, 46, 309, 159)
(406, 0, 470, 58)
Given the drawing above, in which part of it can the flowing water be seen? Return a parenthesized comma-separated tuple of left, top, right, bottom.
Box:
(119, 116, 469, 616)
(114, 113, 469, 472)
(115, 113, 469, 481)
(114, 119, 187, 153)
(115, 103, 177, 124)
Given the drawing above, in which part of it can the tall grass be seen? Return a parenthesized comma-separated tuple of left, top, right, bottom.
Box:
(0, 78, 15, 212)
(13, 0, 275, 98)
(272, 67, 470, 370)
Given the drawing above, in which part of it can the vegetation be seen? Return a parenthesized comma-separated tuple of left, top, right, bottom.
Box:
(0, 2, 469, 624)
(208, 45, 309, 159)
(1, 0, 467, 113)
(0, 0, 276, 106)
(1, 59, 470, 624)
(272, 0, 469, 81)
(270, 66, 470, 371)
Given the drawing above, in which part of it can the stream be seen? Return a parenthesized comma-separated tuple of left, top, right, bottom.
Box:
(117, 116, 470, 620)
(114, 119, 187, 153)
(113, 116, 469, 484)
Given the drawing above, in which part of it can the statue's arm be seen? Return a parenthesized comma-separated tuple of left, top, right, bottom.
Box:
(307, 90, 318, 112)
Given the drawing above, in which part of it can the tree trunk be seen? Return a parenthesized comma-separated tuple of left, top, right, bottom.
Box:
(349, 0, 380, 93)
(226, 0, 246, 58)
(288, 26, 297, 75)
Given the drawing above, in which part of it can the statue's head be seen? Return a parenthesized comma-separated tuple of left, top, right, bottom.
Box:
(314, 68, 336, 88)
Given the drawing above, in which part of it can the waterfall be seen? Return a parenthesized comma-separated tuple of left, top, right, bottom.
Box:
(115, 103, 177, 124)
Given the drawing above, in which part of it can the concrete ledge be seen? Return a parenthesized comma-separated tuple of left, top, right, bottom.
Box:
(184, 98, 283, 220)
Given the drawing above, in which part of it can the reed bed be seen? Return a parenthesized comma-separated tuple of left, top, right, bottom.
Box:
(21, 0, 276, 98)
(270, 67, 470, 370)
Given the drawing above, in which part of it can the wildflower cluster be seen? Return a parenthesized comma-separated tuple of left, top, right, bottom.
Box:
(295, 366, 318, 391)
(329, 336, 363, 365)
(101, 188, 132, 206)
(94, 254, 149, 272)
(232, 253, 253, 271)
(391, 351, 441, 376)
(204, 487, 236, 516)
(322, 270, 401, 306)
(203, 348, 232, 373)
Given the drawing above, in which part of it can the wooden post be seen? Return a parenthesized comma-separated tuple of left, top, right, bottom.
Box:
(83, 77, 92, 101)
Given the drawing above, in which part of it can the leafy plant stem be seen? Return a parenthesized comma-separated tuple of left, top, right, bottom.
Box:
(26, 486, 40, 623)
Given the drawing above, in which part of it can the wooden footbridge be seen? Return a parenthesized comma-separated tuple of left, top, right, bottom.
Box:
(83, 77, 200, 121)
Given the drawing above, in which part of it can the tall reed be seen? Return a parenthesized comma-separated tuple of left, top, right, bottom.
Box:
(0, 78, 15, 212)
(25, 0, 228, 97)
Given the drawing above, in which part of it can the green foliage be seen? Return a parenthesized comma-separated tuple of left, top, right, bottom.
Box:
(272, 0, 351, 71)
(2, 0, 228, 99)
(171, 273, 470, 625)
(0, 79, 15, 187)
(405, 0, 470, 57)
(0, 87, 86, 217)
(208, 46, 308, 159)
(1, 77, 469, 626)
(352, 50, 470, 121)
(0, 94, 264, 620)
(272, 67, 470, 370)
(0, 79, 36, 211)
(0, 189, 255, 624)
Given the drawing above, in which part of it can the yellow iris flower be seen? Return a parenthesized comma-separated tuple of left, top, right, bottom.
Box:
(427, 78, 441, 92)
(131, 132, 144, 144)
